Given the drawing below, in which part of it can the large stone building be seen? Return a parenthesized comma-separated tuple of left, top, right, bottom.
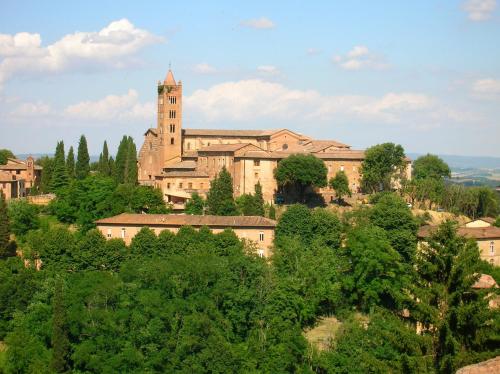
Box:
(0, 157, 41, 200)
(138, 69, 411, 207)
(96, 213, 276, 257)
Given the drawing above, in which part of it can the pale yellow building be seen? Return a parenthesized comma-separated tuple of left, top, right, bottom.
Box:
(95, 213, 276, 257)
(138, 69, 411, 208)
(0, 156, 42, 197)
(418, 221, 500, 266)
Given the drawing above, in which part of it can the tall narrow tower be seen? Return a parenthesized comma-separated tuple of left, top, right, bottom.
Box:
(158, 69, 182, 165)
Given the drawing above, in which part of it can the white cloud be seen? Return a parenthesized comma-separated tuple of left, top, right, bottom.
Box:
(64, 89, 154, 122)
(240, 17, 275, 29)
(333, 45, 388, 71)
(9, 101, 52, 118)
(185, 79, 433, 124)
(472, 78, 500, 96)
(0, 19, 162, 86)
(193, 63, 217, 74)
(257, 65, 280, 75)
(463, 0, 496, 21)
(306, 48, 322, 56)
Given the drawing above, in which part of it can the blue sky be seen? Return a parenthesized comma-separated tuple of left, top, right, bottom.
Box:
(1, 0, 499, 157)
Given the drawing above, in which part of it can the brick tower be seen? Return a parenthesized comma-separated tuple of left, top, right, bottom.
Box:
(158, 69, 183, 165)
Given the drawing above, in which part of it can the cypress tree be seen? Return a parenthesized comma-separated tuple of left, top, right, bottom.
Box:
(38, 156, 54, 193)
(126, 137, 138, 184)
(76, 135, 90, 179)
(0, 192, 10, 256)
(101, 141, 110, 176)
(51, 278, 69, 372)
(207, 167, 237, 216)
(268, 204, 276, 220)
(114, 136, 128, 184)
(66, 146, 75, 179)
(51, 141, 69, 191)
(254, 182, 265, 216)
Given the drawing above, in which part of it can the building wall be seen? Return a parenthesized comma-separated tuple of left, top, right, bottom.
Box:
(234, 158, 278, 201)
(477, 238, 500, 266)
(97, 224, 275, 257)
(0, 179, 25, 200)
(465, 220, 492, 228)
(161, 176, 210, 198)
(183, 136, 266, 152)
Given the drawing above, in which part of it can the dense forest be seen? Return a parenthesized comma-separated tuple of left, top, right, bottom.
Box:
(0, 138, 499, 373)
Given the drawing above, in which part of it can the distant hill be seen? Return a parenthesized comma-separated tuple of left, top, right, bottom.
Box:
(16, 153, 100, 163)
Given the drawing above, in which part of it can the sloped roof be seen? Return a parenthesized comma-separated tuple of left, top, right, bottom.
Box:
(144, 128, 158, 136)
(164, 69, 176, 85)
(418, 225, 500, 240)
(456, 355, 500, 373)
(198, 143, 252, 153)
(96, 213, 277, 228)
(466, 217, 496, 225)
(472, 274, 498, 289)
(165, 161, 197, 170)
(183, 129, 275, 137)
(303, 140, 351, 151)
(0, 158, 42, 170)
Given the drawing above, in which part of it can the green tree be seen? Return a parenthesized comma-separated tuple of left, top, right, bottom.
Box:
(343, 225, 409, 312)
(98, 141, 110, 176)
(206, 167, 237, 216)
(50, 141, 69, 191)
(274, 154, 327, 203)
(126, 138, 138, 184)
(268, 204, 276, 220)
(51, 278, 69, 373)
(66, 146, 75, 179)
(185, 192, 205, 215)
(329, 170, 351, 202)
(0, 192, 10, 256)
(129, 227, 158, 258)
(75, 135, 90, 180)
(0, 149, 15, 164)
(361, 143, 406, 193)
(413, 222, 499, 372)
(37, 156, 54, 193)
(8, 200, 40, 237)
(369, 193, 418, 262)
(413, 154, 450, 180)
(254, 182, 265, 216)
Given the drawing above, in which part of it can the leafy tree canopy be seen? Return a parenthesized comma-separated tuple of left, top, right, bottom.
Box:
(413, 153, 451, 180)
(361, 143, 406, 193)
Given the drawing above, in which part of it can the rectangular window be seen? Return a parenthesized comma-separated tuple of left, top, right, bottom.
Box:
(168, 96, 176, 104)
(170, 138, 174, 145)
(170, 124, 176, 133)
(169, 110, 176, 119)
(259, 232, 264, 241)
(340, 165, 344, 171)
(159, 98, 164, 105)
(121, 228, 126, 239)
(254, 159, 260, 166)
(188, 182, 193, 189)
(200, 183, 204, 189)
(107, 229, 112, 238)
(490, 241, 495, 254)
(258, 249, 264, 258)
(167, 183, 171, 189)
(16, 170, 20, 175)
(179, 183, 183, 189)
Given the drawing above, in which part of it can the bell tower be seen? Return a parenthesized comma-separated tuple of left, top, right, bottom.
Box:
(157, 69, 182, 165)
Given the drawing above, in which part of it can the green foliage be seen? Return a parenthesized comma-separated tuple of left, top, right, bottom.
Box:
(268, 204, 276, 220)
(369, 193, 418, 262)
(0, 149, 15, 165)
(185, 192, 205, 215)
(314, 310, 433, 373)
(0, 192, 10, 256)
(75, 135, 90, 180)
(343, 225, 409, 312)
(361, 142, 406, 193)
(329, 170, 352, 201)
(276, 205, 342, 250)
(206, 167, 238, 216)
(66, 146, 75, 179)
(236, 185, 265, 216)
(413, 153, 451, 180)
(51, 278, 69, 372)
(413, 221, 500, 372)
(114, 136, 138, 184)
(129, 227, 158, 258)
(37, 156, 54, 193)
(50, 141, 69, 191)
(274, 154, 327, 202)
(7, 199, 40, 237)
(98, 140, 111, 176)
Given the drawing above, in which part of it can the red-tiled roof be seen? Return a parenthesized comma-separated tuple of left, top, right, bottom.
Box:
(96, 213, 277, 228)
(418, 225, 500, 240)
(183, 129, 275, 137)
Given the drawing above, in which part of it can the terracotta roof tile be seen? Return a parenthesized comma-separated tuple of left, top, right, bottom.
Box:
(418, 225, 500, 240)
(96, 213, 277, 228)
(184, 129, 275, 137)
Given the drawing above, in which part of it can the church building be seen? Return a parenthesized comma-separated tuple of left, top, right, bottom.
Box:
(138, 69, 410, 208)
